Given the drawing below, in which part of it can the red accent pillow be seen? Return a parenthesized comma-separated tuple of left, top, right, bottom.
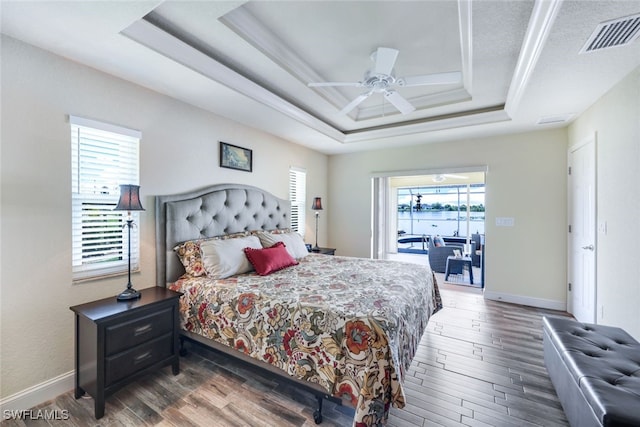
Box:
(244, 242, 299, 276)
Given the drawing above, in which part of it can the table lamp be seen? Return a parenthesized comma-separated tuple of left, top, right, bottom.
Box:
(113, 184, 145, 301)
(312, 197, 323, 251)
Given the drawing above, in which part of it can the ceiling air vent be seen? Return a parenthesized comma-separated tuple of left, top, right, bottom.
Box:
(537, 114, 574, 125)
(580, 13, 640, 53)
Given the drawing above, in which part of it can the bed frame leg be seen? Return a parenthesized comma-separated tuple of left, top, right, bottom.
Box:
(179, 337, 188, 357)
(313, 395, 323, 424)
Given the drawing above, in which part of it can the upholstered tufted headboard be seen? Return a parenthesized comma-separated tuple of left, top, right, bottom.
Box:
(155, 184, 291, 286)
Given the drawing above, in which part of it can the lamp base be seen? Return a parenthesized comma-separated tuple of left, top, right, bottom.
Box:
(312, 246, 321, 252)
(116, 287, 141, 301)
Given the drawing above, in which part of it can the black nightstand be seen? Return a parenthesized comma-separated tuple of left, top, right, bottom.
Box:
(311, 247, 336, 255)
(70, 287, 183, 419)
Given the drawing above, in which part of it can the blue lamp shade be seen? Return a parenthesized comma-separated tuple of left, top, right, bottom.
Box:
(312, 197, 323, 251)
(114, 184, 145, 212)
(312, 197, 323, 211)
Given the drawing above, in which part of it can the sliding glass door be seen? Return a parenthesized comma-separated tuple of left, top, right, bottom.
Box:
(372, 169, 486, 259)
(397, 184, 485, 239)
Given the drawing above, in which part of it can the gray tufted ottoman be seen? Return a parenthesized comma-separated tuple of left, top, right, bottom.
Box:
(543, 316, 640, 427)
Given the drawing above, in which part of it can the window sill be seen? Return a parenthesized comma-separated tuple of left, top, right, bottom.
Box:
(72, 268, 141, 285)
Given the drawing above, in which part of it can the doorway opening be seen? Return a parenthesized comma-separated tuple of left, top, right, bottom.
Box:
(567, 135, 596, 323)
(372, 169, 486, 287)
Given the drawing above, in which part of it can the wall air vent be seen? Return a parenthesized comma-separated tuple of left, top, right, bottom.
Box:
(580, 13, 640, 53)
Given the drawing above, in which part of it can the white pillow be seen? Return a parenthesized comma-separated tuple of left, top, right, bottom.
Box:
(257, 231, 309, 259)
(200, 235, 262, 279)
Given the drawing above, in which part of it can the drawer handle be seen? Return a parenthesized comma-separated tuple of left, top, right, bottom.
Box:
(134, 324, 153, 336)
(134, 351, 153, 364)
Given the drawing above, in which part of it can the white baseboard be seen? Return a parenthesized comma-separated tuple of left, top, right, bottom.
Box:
(0, 371, 74, 412)
(483, 290, 566, 311)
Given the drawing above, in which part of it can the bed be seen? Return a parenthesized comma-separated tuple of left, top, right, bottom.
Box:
(155, 183, 442, 426)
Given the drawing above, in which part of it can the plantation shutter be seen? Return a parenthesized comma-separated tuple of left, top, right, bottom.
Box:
(70, 115, 141, 281)
(289, 167, 306, 237)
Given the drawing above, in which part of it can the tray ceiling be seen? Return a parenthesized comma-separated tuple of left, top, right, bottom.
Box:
(2, 1, 640, 154)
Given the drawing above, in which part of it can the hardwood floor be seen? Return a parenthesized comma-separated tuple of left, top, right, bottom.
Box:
(2, 284, 571, 427)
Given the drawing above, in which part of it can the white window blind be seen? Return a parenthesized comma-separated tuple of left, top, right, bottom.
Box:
(70, 116, 141, 281)
(289, 167, 306, 237)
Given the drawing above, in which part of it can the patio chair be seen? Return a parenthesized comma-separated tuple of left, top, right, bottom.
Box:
(471, 233, 482, 267)
(428, 236, 465, 273)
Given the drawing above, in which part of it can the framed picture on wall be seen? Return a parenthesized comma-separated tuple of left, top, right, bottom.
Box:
(220, 141, 252, 172)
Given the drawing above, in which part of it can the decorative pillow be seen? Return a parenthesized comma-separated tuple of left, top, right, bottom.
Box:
(173, 240, 206, 277)
(252, 228, 291, 236)
(200, 235, 262, 279)
(173, 232, 250, 277)
(433, 235, 445, 247)
(256, 231, 309, 259)
(244, 242, 298, 276)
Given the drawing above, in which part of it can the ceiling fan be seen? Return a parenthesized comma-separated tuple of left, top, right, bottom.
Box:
(308, 47, 461, 115)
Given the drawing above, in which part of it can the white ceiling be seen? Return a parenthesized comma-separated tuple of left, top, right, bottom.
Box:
(2, 1, 640, 155)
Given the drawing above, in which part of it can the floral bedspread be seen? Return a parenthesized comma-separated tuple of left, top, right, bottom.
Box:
(169, 254, 441, 426)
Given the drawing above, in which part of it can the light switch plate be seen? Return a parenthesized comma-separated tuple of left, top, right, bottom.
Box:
(598, 220, 607, 234)
(496, 217, 515, 227)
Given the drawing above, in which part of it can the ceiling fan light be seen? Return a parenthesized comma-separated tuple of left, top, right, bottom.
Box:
(432, 175, 445, 183)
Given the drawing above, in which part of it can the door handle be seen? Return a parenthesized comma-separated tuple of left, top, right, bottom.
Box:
(581, 244, 595, 251)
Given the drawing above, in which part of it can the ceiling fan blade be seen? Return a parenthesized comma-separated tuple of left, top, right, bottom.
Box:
(340, 92, 373, 115)
(373, 47, 399, 76)
(308, 81, 362, 87)
(397, 71, 462, 87)
(444, 174, 469, 179)
(384, 90, 415, 115)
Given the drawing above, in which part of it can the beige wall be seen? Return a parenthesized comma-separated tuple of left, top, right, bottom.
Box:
(328, 129, 569, 309)
(568, 66, 640, 339)
(0, 36, 328, 399)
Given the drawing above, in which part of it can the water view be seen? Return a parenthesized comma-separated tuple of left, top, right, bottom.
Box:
(396, 183, 485, 240)
(398, 210, 485, 237)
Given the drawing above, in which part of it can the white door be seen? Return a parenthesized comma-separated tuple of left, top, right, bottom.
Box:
(568, 136, 596, 323)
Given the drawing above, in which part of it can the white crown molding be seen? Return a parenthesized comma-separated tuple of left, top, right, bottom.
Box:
(122, 17, 512, 146)
(505, 0, 563, 116)
(220, 6, 352, 112)
(458, 0, 473, 92)
(0, 371, 74, 412)
(344, 106, 510, 143)
(121, 19, 346, 142)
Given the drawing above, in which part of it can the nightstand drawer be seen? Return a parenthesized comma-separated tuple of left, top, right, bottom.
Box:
(105, 333, 173, 386)
(106, 307, 173, 355)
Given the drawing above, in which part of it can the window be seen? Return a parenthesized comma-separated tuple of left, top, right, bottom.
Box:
(289, 167, 306, 236)
(71, 116, 141, 281)
(396, 184, 485, 238)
